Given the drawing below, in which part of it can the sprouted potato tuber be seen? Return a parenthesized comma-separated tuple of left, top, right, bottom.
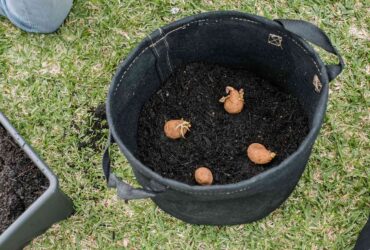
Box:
(164, 119, 191, 139)
(247, 143, 276, 164)
(194, 167, 213, 185)
(219, 86, 244, 114)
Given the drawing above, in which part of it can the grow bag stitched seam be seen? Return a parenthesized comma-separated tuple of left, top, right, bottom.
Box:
(113, 24, 188, 96)
(159, 28, 174, 73)
(113, 17, 321, 97)
(113, 46, 150, 95)
(148, 33, 165, 82)
(230, 17, 259, 24)
(148, 33, 161, 59)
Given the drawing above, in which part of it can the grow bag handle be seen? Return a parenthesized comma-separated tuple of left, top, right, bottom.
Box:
(275, 19, 344, 81)
(102, 132, 158, 201)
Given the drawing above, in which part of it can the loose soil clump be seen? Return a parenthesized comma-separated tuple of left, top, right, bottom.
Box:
(77, 103, 108, 150)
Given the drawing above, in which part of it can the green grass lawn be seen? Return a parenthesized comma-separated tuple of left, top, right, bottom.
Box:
(0, 0, 369, 249)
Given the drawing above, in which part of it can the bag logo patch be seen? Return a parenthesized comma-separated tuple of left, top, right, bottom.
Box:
(313, 74, 322, 93)
(268, 34, 283, 48)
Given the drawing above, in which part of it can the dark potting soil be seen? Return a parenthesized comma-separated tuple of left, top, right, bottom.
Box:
(136, 62, 309, 185)
(0, 125, 48, 234)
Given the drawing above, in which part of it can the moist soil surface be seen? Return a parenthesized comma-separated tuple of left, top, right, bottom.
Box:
(137, 62, 309, 185)
(0, 125, 48, 234)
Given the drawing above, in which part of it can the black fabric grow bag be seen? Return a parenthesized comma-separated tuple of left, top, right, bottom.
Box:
(354, 215, 370, 250)
(103, 11, 344, 225)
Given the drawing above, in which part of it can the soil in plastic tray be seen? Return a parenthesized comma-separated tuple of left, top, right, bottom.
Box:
(137, 62, 309, 185)
(0, 125, 48, 234)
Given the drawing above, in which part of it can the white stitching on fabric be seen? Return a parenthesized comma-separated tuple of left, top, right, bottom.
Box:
(113, 46, 151, 96)
(113, 22, 196, 96)
(230, 17, 259, 24)
(160, 27, 174, 73)
(148, 32, 165, 81)
(148, 33, 161, 58)
(113, 18, 322, 196)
